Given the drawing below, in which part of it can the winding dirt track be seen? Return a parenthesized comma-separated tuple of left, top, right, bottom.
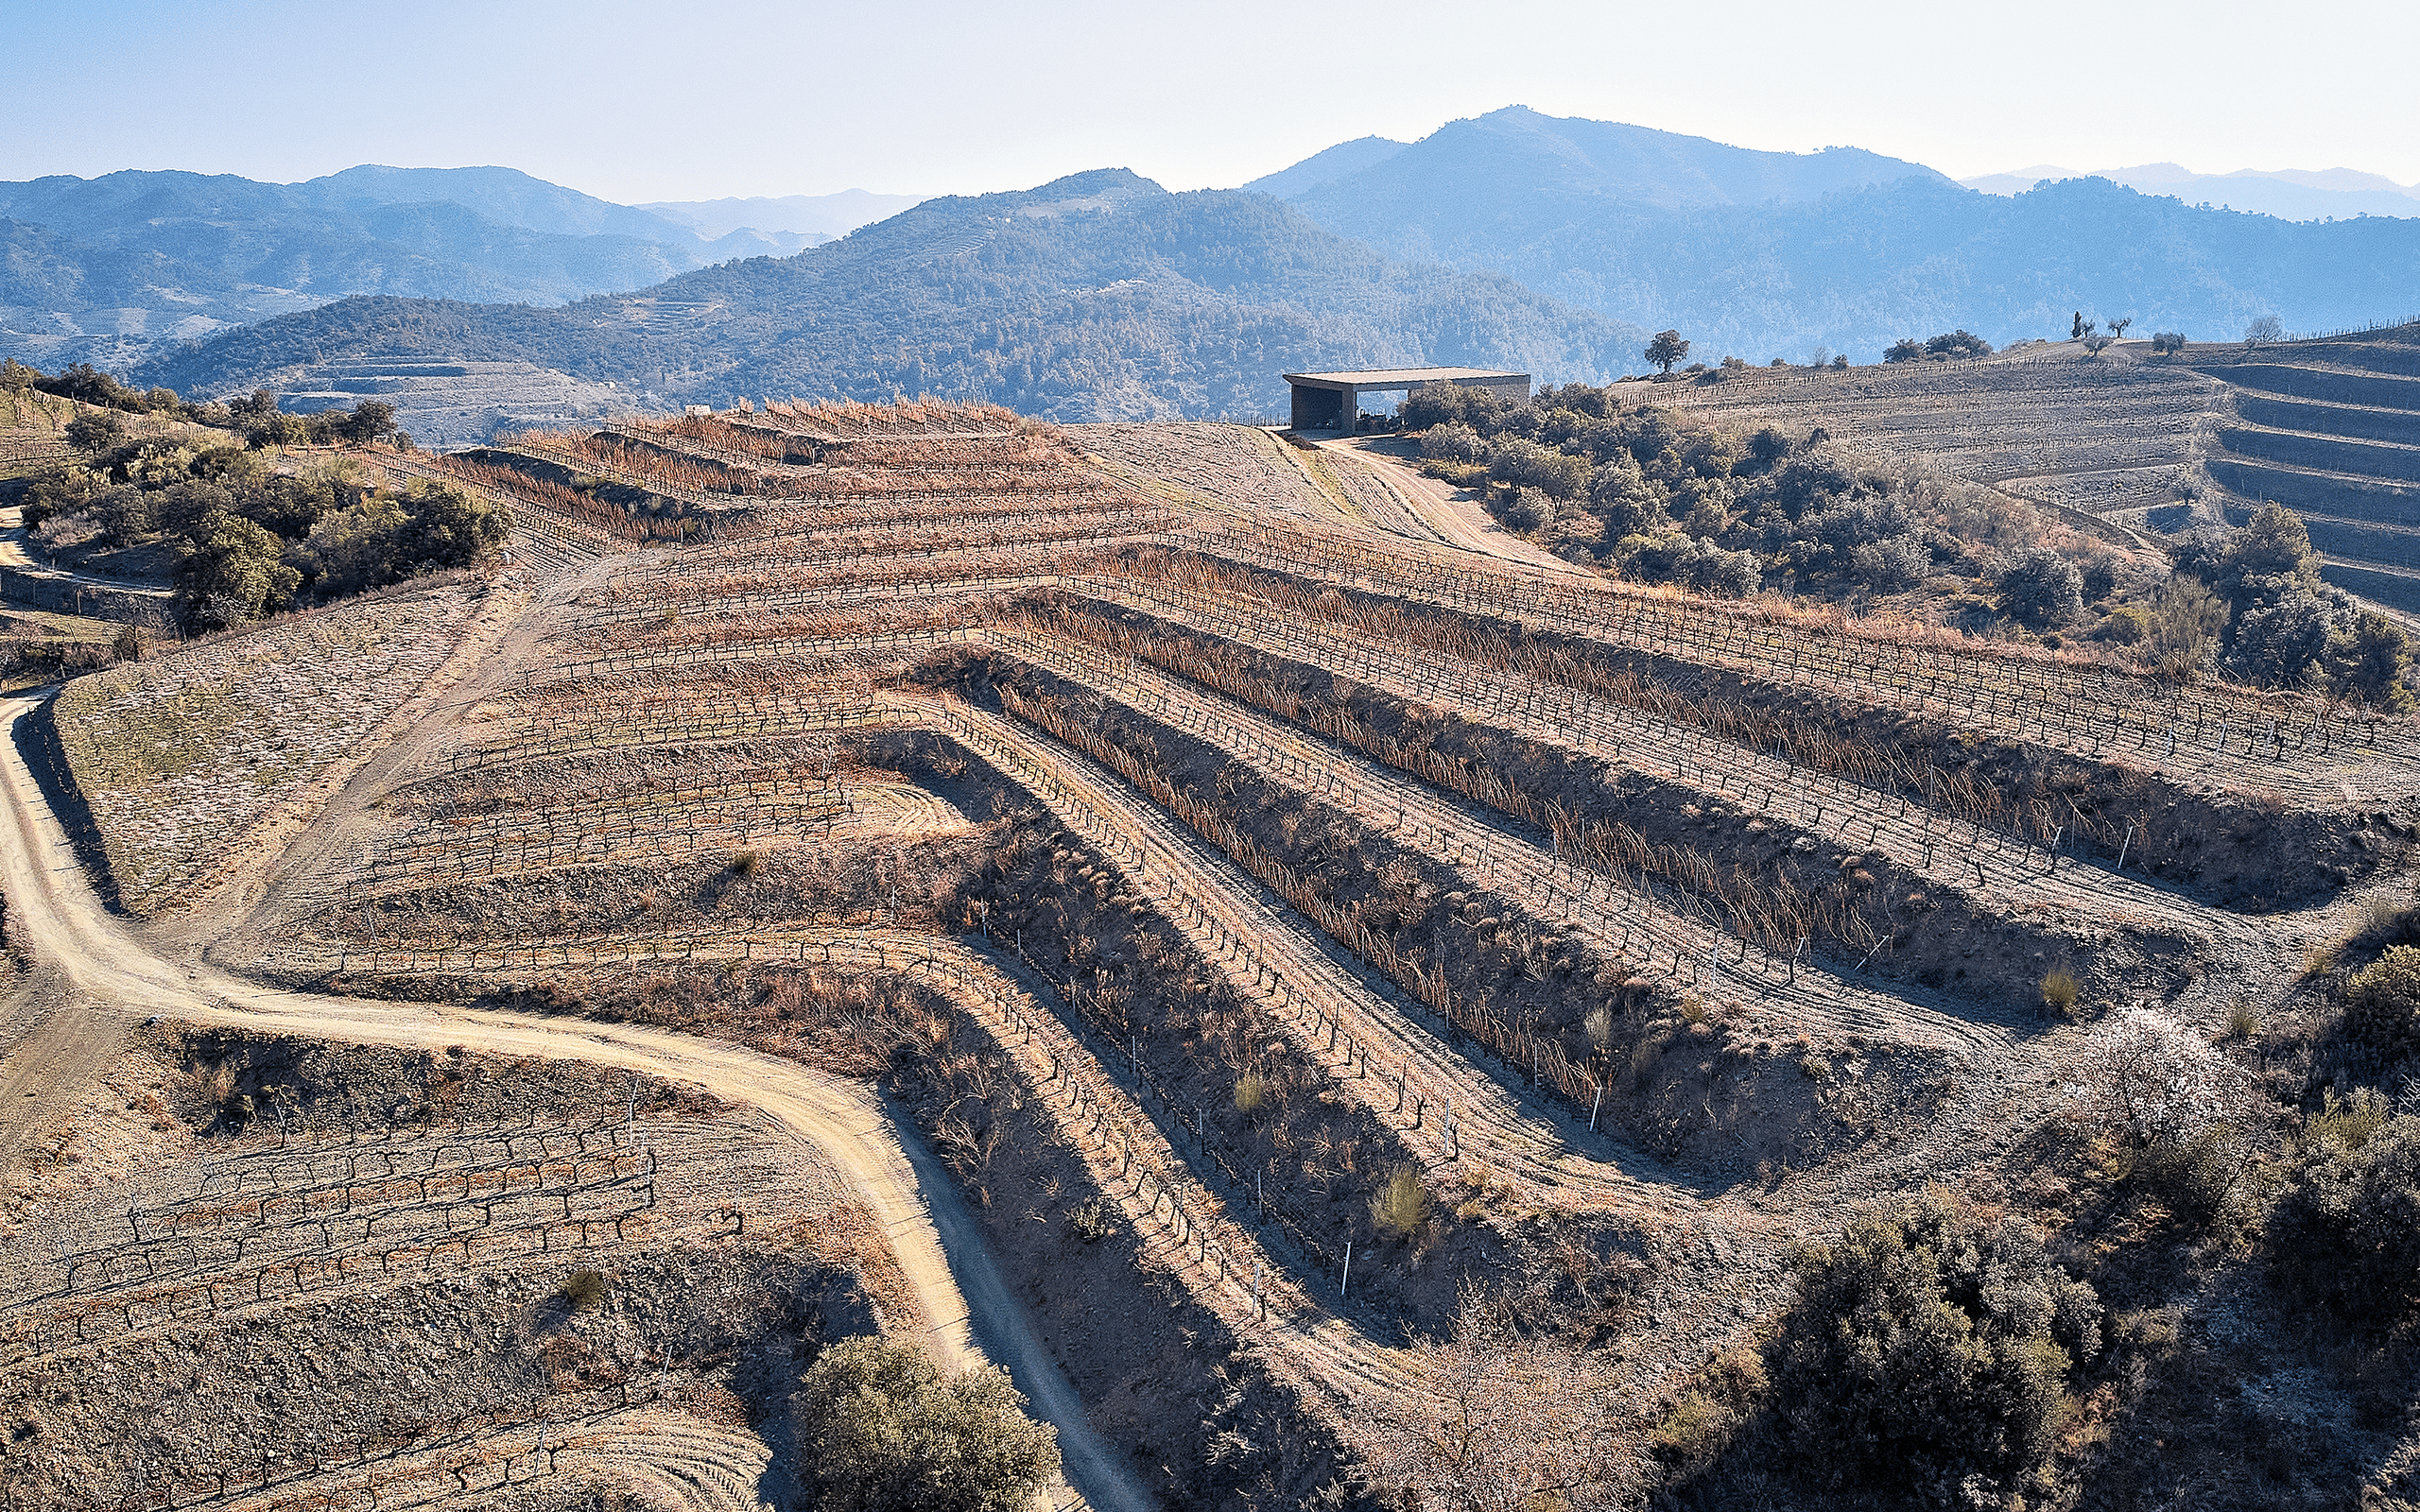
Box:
(0, 691, 1150, 1512)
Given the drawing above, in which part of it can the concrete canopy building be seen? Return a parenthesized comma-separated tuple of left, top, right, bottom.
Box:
(1283, 366, 1530, 432)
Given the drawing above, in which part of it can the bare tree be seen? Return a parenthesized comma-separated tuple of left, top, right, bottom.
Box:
(2109, 316, 2135, 338)
(2244, 315, 2285, 347)
(1347, 1296, 1643, 1511)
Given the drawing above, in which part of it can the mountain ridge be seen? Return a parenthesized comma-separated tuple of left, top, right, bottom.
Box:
(1265, 112, 2420, 357)
(134, 168, 1648, 423)
(0, 164, 813, 372)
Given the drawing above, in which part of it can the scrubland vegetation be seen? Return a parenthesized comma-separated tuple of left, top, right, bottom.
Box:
(1395, 374, 2417, 707)
(7, 360, 507, 632)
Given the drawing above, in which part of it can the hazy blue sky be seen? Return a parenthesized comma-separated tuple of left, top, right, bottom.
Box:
(7, 0, 2413, 200)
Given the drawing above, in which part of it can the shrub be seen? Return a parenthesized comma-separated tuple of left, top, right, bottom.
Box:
(2325, 609, 2414, 712)
(1400, 381, 1512, 435)
(2099, 604, 2151, 645)
(2222, 997, 2260, 1041)
(2080, 558, 2118, 602)
(1490, 487, 1548, 533)
(793, 1336, 1061, 1512)
(729, 849, 765, 878)
(1850, 535, 1928, 593)
(2268, 1108, 2420, 1329)
(1923, 330, 1995, 360)
(64, 410, 125, 455)
(1350, 1297, 1640, 1509)
(2229, 589, 2336, 688)
(2151, 575, 2228, 664)
(560, 1268, 608, 1312)
(2136, 1125, 2261, 1232)
(1584, 454, 1667, 538)
(2151, 331, 2188, 356)
(1997, 548, 2085, 627)
(1883, 338, 1924, 364)
(1370, 1164, 1431, 1239)
(2306, 1086, 2394, 1152)
(2345, 946, 2420, 1063)
(1611, 532, 1759, 598)
(1418, 420, 1484, 464)
(1420, 458, 1491, 488)
(1770, 1192, 2100, 1502)
(175, 509, 302, 630)
(1233, 1070, 1268, 1115)
(1487, 437, 1591, 500)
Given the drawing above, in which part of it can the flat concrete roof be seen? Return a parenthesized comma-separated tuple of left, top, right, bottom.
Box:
(1283, 366, 1528, 388)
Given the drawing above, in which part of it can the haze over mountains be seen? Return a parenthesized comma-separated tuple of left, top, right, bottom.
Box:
(16, 106, 2420, 427)
(637, 190, 926, 243)
(1260, 108, 2420, 365)
(139, 169, 1642, 422)
(1961, 162, 2420, 221)
(0, 165, 851, 370)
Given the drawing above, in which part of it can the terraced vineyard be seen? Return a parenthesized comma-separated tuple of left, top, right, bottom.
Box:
(1651, 324, 2420, 617)
(1646, 345, 2221, 542)
(19, 402, 2420, 1509)
(2187, 327, 2420, 612)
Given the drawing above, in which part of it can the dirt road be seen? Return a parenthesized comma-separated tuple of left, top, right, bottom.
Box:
(1324, 438, 1582, 575)
(0, 689, 1150, 1512)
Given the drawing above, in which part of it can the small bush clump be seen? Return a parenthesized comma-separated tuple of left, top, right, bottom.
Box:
(2345, 946, 2420, 1063)
(560, 1267, 608, 1313)
(2268, 1101, 2420, 1331)
(793, 1335, 1060, 1512)
(1770, 1192, 2100, 1503)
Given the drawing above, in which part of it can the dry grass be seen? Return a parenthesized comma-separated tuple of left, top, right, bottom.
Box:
(2041, 968, 2082, 1017)
(2221, 997, 2259, 1041)
(1369, 1165, 1431, 1240)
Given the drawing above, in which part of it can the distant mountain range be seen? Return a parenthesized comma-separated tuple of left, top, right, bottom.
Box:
(1960, 163, 2420, 222)
(637, 190, 925, 242)
(0, 165, 826, 370)
(1256, 108, 2420, 361)
(137, 169, 1644, 422)
(19, 112, 2420, 427)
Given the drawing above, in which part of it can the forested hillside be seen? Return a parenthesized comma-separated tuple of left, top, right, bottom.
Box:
(0, 167, 805, 372)
(138, 170, 1647, 421)
(1276, 108, 2420, 359)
